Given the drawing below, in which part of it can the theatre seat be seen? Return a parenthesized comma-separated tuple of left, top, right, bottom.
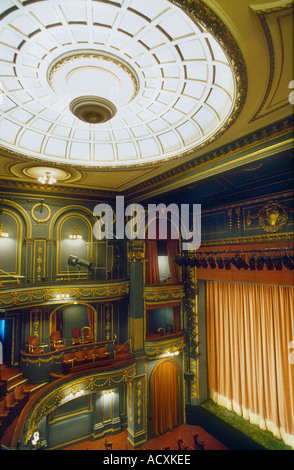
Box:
(74, 350, 87, 365)
(27, 335, 44, 354)
(72, 328, 82, 345)
(82, 326, 93, 343)
(51, 331, 66, 350)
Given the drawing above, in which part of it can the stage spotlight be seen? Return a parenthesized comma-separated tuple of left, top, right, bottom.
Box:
(230, 256, 242, 270)
(208, 256, 216, 269)
(282, 254, 294, 270)
(249, 255, 255, 270)
(200, 257, 208, 268)
(257, 256, 264, 270)
(223, 257, 231, 270)
(194, 258, 202, 268)
(241, 256, 249, 270)
(216, 257, 224, 269)
(67, 255, 93, 270)
(264, 255, 274, 270)
(272, 255, 282, 270)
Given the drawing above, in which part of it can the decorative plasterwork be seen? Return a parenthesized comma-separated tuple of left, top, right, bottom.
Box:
(249, 1, 294, 121)
(144, 333, 185, 359)
(0, 280, 130, 309)
(246, 200, 290, 233)
(0, 0, 246, 168)
(143, 284, 184, 302)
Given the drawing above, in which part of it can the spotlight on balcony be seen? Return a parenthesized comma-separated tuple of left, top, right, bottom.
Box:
(67, 255, 93, 270)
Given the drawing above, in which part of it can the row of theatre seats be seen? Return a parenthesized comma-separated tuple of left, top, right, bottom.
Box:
(0, 385, 29, 437)
(62, 343, 133, 374)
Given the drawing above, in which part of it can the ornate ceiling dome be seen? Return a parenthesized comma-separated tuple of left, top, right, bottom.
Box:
(0, 0, 245, 168)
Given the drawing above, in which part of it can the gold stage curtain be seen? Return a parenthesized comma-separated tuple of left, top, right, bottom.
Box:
(151, 360, 179, 437)
(207, 281, 294, 448)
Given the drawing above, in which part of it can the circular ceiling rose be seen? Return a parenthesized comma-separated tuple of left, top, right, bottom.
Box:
(0, 0, 242, 168)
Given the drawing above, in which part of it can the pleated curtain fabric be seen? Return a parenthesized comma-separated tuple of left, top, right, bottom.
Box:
(206, 281, 294, 448)
(151, 360, 179, 437)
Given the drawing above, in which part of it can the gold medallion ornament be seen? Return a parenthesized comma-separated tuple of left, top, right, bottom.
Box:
(246, 200, 290, 233)
(31, 204, 52, 225)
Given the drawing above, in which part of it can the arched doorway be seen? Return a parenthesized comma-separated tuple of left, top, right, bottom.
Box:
(151, 359, 181, 437)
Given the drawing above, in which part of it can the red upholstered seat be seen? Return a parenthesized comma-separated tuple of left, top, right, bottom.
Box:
(82, 326, 93, 343)
(51, 330, 66, 350)
(27, 335, 44, 354)
(72, 328, 82, 345)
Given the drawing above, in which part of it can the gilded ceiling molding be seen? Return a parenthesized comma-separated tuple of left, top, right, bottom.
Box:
(200, 232, 293, 247)
(125, 117, 293, 200)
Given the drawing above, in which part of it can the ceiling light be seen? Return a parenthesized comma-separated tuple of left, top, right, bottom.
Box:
(38, 172, 56, 185)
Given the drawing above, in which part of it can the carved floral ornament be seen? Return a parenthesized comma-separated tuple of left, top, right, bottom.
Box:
(246, 201, 290, 233)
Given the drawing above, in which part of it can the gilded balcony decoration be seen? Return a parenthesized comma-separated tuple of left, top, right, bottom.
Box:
(144, 333, 185, 359)
(0, 280, 129, 309)
(143, 284, 185, 303)
(20, 363, 136, 446)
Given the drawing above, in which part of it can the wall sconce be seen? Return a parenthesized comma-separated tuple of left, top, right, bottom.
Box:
(38, 171, 56, 185)
(69, 226, 82, 239)
(56, 293, 70, 299)
(0, 223, 9, 238)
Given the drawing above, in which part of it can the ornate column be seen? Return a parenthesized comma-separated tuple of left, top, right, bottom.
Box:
(183, 265, 199, 406)
(127, 367, 147, 448)
(128, 241, 145, 356)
